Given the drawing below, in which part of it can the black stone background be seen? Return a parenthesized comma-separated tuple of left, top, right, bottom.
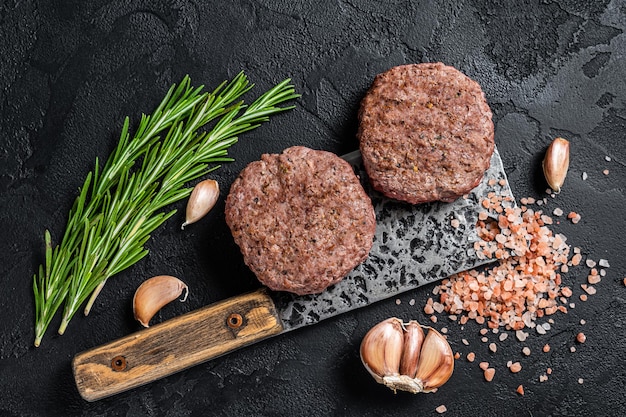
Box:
(1, 1, 625, 416)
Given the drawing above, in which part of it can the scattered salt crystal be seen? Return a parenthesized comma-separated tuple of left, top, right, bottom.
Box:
(553, 208, 564, 216)
(599, 259, 610, 268)
(588, 275, 601, 284)
(603, 169, 609, 175)
(462, 338, 470, 346)
(516, 330, 529, 342)
(395, 299, 401, 305)
(432, 302, 445, 313)
(499, 333, 508, 342)
(584, 285, 597, 295)
(580, 319, 586, 325)
(586, 259, 597, 268)
(409, 298, 415, 306)
(536, 325, 546, 335)
(578, 378, 584, 384)
(600, 269, 606, 277)
(605, 155, 612, 162)
(582, 172, 588, 180)
(481, 337, 488, 343)
(570, 346, 576, 353)
(436, 404, 447, 414)
(539, 375, 548, 382)
(441, 327, 448, 334)
(489, 343, 497, 353)
(451, 218, 460, 228)
(522, 347, 531, 356)
(542, 323, 551, 331)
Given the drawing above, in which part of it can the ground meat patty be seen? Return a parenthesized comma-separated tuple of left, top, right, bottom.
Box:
(225, 146, 376, 295)
(357, 63, 495, 204)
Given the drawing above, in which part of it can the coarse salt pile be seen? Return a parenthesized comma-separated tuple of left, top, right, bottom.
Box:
(427, 193, 573, 331)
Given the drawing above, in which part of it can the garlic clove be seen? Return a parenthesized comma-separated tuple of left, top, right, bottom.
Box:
(542, 137, 570, 193)
(399, 320, 425, 378)
(132, 275, 188, 327)
(360, 317, 404, 383)
(360, 318, 454, 394)
(181, 179, 219, 230)
(414, 327, 455, 392)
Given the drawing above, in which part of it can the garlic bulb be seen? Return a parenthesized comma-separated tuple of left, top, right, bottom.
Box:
(132, 275, 188, 327)
(181, 179, 219, 229)
(542, 137, 570, 193)
(360, 317, 454, 393)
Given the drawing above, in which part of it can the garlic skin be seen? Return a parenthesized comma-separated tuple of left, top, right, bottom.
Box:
(360, 317, 454, 394)
(181, 179, 219, 230)
(542, 137, 570, 193)
(133, 275, 188, 327)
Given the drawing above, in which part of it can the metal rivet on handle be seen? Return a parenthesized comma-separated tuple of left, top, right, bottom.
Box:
(227, 313, 243, 328)
(111, 355, 127, 371)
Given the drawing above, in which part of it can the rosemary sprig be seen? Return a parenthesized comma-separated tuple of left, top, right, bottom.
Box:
(33, 73, 298, 346)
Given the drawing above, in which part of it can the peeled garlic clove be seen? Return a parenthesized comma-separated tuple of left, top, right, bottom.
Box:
(133, 275, 188, 327)
(414, 327, 454, 392)
(399, 320, 425, 378)
(181, 179, 219, 229)
(360, 317, 404, 383)
(542, 137, 570, 193)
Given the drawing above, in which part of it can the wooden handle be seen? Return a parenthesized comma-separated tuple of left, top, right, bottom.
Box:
(72, 289, 284, 401)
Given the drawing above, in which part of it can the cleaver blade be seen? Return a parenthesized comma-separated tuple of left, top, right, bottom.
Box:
(72, 147, 513, 402)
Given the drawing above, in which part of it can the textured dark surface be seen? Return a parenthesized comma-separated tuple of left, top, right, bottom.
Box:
(1, 1, 625, 416)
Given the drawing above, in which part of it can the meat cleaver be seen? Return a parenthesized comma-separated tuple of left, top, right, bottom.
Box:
(72, 147, 513, 401)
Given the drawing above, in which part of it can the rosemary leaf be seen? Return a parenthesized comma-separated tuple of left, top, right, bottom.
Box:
(33, 73, 298, 346)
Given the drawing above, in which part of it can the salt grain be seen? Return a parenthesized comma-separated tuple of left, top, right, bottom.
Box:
(599, 259, 610, 268)
(436, 405, 447, 414)
(578, 378, 584, 384)
(509, 362, 522, 373)
(489, 343, 497, 353)
(582, 172, 588, 180)
(553, 207, 563, 216)
(522, 347, 531, 356)
(484, 368, 496, 382)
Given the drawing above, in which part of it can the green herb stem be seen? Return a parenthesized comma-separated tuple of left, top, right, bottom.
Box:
(34, 73, 298, 346)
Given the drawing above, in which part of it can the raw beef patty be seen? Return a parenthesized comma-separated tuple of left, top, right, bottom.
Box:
(225, 146, 376, 295)
(358, 63, 495, 204)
